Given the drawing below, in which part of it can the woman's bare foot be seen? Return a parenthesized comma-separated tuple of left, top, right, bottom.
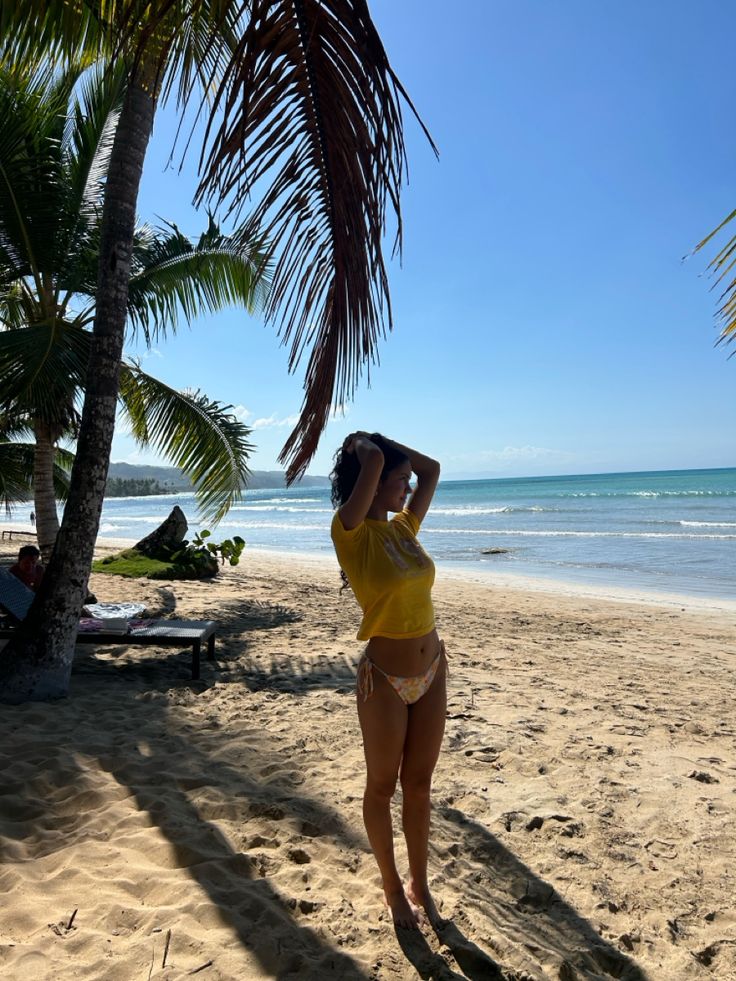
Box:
(385, 886, 421, 929)
(406, 880, 446, 930)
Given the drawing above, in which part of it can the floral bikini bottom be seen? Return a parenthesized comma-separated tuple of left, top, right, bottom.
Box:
(357, 641, 447, 705)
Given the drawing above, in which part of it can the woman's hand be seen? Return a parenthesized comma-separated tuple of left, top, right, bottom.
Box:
(342, 431, 372, 454)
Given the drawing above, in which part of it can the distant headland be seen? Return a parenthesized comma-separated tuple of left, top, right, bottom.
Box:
(107, 462, 329, 497)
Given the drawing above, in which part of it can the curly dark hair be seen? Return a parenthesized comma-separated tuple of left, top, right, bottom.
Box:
(330, 433, 410, 593)
(330, 433, 409, 508)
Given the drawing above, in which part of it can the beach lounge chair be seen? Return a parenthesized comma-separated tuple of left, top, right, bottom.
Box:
(0, 569, 216, 680)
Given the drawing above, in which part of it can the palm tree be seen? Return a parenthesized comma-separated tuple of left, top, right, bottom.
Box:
(0, 1, 433, 702)
(0, 63, 266, 560)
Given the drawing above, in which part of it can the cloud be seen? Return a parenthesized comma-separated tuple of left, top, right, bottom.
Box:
(231, 405, 253, 423)
(230, 403, 349, 430)
(140, 348, 164, 360)
(252, 412, 301, 430)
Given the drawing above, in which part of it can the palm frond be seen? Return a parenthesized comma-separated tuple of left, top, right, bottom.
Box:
(0, 63, 89, 298)
(0, 1, 108, 69)
(61, 61, 126, 287)
(0, 410, 33, 441)
(194, 0, 437, 480)
(127, 215, 271, 342)
(53, 445, 74, 501)
(118, 362, 253, 523)
(693, 210, 736, 347)
(0, 321, 90, 424)
(0, 282, 30, 329)
(0, 440, 35, 513)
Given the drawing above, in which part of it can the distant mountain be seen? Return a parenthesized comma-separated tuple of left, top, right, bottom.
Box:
(107, 462, 329, 490)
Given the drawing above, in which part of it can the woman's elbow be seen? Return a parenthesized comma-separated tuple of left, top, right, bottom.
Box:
(419, 458, 441, 480)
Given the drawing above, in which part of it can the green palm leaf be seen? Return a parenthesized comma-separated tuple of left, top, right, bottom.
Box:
(0, 65, 79, 289)
(0, 282, 29, 329)
(0, 441, 35, 512)
(127, 215, 271, 342)
(0, 2, 106, 69)
(0, 411, 33, 441)
(0, 321, 89, 423)
(119, 363, 253, 523)
(0, 437, 74, 512)
(59, 62, 125, 297)
(693, 210, 736, 347)
(0, 62, 269, 532)
(52, 445, 74, 501)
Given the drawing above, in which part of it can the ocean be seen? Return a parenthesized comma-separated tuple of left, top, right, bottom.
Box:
(4, 468, 734, 600)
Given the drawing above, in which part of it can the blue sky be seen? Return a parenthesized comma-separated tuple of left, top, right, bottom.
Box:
(114, 0, 736, 479)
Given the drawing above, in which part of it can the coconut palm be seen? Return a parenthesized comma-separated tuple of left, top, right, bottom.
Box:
(0, 63, 266, 560)
(0, 1, 433, 702)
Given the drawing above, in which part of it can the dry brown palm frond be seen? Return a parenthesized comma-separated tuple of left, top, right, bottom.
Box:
(194, 0, 437, 480)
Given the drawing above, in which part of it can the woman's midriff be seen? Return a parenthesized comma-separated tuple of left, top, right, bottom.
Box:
(365, 628, 441, 676)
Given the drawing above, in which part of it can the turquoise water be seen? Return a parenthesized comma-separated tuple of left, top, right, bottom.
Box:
(5, 468, 734, 598)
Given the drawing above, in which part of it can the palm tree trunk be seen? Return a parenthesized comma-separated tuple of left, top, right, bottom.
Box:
(33, 421, 60, 563)
(0, 71, 157, 703)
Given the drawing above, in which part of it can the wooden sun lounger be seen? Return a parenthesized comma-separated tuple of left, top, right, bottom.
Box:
(0, 620, 216, 680)
(0, 569, 217, 680)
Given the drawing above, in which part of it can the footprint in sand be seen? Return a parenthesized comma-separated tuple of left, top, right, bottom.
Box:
(463, 745, 499, 763)
(246, 834, 280, 849)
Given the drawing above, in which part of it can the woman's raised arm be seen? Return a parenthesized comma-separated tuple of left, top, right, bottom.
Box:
(387, 437, 440, 525)
(337, 434, 385, 530)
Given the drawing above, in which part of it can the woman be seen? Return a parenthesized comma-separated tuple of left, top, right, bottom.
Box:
(330, 432, 445, 930)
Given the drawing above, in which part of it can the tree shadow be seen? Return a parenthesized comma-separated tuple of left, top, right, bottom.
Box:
(74, 635, 357, 695)
(2, 642, 654, 980)
(0, 669, 371, 978)
(232, 650, 358, 694)
(100, 733, 368, 978)
(436, 807, 650, 981)
(202, 597, 304, 633)
(152, 584, 178, 616)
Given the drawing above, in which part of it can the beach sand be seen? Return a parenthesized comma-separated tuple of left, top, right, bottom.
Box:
(1, 537, 734, 980)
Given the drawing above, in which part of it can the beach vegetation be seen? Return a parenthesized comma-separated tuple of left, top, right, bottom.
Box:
(0, 1, 430, 703)
(0, 63, 267, 561)
(104, 478, 171, 497)
(92, 531, 246, 579)
(91, 549, 176, 579)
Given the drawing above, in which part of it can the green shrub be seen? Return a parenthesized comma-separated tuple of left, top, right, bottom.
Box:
(92, 533, 246, 580)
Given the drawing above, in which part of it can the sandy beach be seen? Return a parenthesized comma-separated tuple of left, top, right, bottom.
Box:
(1, 536, 734, 980)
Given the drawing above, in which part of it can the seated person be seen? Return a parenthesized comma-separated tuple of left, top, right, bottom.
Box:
(9, 544, 44, 591)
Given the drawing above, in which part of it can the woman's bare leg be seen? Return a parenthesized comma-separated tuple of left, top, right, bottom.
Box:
(357, 671, 419, 928)
(400, 656, 447, 927)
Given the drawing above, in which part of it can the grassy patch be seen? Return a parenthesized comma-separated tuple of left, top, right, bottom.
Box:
(92, 549, 182, 580)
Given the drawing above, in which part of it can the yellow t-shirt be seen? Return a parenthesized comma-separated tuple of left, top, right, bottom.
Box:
(331, 509, 435, 641)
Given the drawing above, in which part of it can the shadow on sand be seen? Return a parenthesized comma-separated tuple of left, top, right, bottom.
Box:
(2, 631, 653, 979)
